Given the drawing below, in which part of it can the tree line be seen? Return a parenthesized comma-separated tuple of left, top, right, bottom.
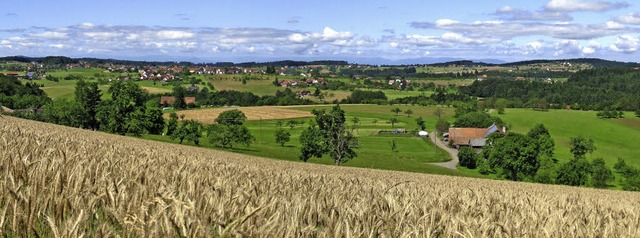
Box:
(462, 67, 640, 111)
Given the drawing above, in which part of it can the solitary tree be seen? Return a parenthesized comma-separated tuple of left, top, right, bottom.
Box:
(388, 118, 399, 127)
(274, 129, 291, 147)
(435, 119, 450, 134)
(208, 110, 253, 148)
(391, 140, 398, 152)
(75, 79, 102, 129)
(299, 105, 359, 165)
(570, 136, 596, 159)
(415, 117, 426, 131)
(172, 86, 187, 109)
(391, 107, 402, 116)
(434, 107, 444, 119)
(404, 109, 413, 117)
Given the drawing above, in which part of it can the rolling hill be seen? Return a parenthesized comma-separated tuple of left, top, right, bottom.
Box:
(1, 116, 639, 236)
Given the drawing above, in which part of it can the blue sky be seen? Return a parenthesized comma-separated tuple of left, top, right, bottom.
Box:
(1, 0, 640, 63)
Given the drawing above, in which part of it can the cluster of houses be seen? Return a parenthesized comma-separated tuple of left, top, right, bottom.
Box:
(278, 78, 327, 88)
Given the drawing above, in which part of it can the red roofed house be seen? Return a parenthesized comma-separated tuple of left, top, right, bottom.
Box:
(160, 96, 196, 106)
(448, 124, 502, 149)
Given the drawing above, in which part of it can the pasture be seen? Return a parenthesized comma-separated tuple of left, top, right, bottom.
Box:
(2, 116, 640, 236)
(162, 104, 461, 176)
(495, 109, 640, 168)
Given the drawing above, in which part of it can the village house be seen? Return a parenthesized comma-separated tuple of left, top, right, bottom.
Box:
(296, 90, 311, 98)
(447, 124, 503, 149)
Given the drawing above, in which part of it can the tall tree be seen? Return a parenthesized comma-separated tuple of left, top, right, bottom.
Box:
(404, 109, 413, 117)
(486, 133, 540, 181)
(590, 158, 613, 188)
(75, 79, 102, 129)
(274, 128, 291, 147)
(299, 105, 359, 165)
(388, 117, 399, 127)
(570, 136, 596, 159)
(166, 112, 179, 136)
(391, 107, 402, 116)
(172, 86, 187, 109)
(96, 81, 147, 135)
(556, 136, 597, 186)
(415, 117, 426, 131)
(208, 110, 253, 148)
(433, 107, 444, 119)
(527, 124, 555, 158)
(435, 119, 450, 134)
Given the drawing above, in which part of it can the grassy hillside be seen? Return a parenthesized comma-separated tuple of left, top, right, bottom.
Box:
(159, 105, 460, 176)
(2, 116, 640, 236)
(496, 109, 640, 167)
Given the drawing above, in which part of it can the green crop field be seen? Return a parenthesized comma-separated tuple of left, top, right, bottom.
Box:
(148, 104, 465, 176)
(495, 109, 640, 168)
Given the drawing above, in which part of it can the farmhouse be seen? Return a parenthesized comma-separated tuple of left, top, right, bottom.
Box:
(448, 124, 502, 149)
(160, 96, 196, 106)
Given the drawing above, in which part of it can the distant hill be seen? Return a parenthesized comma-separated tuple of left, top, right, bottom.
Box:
(0, 56, 347, 67)
(1, 55, 638, 68)
(499, 58, 640, 67)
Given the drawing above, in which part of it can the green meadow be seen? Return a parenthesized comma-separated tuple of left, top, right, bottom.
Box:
(145, 104, 467, 176)
(495, 109, 640, 168)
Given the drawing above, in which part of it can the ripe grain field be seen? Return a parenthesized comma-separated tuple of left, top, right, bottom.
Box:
(1, 116, 640, 237)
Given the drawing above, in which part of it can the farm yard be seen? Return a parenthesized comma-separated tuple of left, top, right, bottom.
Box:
(2, 116, 640, 236)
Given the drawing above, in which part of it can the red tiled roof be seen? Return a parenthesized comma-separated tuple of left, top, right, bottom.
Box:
(448, 128, 490, 146)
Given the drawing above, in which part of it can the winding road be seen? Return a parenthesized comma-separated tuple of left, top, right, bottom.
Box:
(430, 131, 459, 170)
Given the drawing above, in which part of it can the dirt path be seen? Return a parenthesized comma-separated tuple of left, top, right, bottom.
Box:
(430, 131, 459, 170)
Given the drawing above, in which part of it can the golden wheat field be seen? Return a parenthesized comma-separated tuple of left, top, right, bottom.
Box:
(166, 106, 313, 123)
(1, 116, 640, 237)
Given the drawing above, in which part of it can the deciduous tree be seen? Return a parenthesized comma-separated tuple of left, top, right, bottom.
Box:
(275, 128, 290, 147)
(299, 105, 359, 165)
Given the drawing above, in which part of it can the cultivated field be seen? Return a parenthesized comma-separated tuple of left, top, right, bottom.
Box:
(169, 106, 314, 122)
(2, 116, 640, 236)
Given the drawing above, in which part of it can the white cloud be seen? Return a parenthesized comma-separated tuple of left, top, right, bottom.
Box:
(495, 6, 572, 21)
(582, 47, 596, 54)
(49, 43, 67, 49)
(321, 27, 353, 41)
(32, 31, 68, 39)
(83, 32, 123, 39)
(434, 19, 459, 27)
(79, 23, 94, 29)
(606, 21, 625, 29)
(156, 30, 194, 40)
(545, 0, 630, 12)
(616, 13, 640, 25)
(525, 41, 545, 55)
(411, 20, 633, 40)
(609, 35, 639, 53)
